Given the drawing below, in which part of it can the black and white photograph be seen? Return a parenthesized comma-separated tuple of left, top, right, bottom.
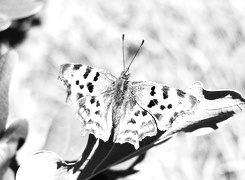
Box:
(1, 0, 245, 180)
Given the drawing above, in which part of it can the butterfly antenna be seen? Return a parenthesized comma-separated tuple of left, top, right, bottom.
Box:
(122, 33, 126, 71)
(125, 39, 144, 73)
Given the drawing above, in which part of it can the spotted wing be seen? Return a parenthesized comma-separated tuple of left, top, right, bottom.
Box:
(58, 63, 116, 105)
(59, 63, 116, 141)
(132, 81, 200, 132)
(114, 101, 157, 149)
(76, 93, 113, 142)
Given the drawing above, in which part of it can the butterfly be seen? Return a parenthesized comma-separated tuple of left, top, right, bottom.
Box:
(58, 35, 203, 150)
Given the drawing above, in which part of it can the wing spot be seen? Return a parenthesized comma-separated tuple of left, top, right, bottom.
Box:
(150, 86, 156, 96)
(88, 119, 93, 124)
(87, 82, 94, 93)
(170, 112, 178, 123)
(76, 93, 83, 100)
(95, 110, 100, 114)
(124, 130, 130, 133)
(85, 108, 90, 116)
(132, 131, 137, 135)
(154, 113, 162, 120)
(163, 93, 168, 99)
(83, 66, 92, 79)
(134, 110, 140, 117)
(162, 86, 169, 99)
(80, 85, 84, 89)
(160, 105, 165, 110)
(93, 72, 100, 81)
(96, 101, 100, 107)
(66, 84, 71, 101)
(128, 118, 136, 124)
(79, 103, 90, 116)
(90, 96, 95, 104)
(142, 110, 147, 116)
(95, 110, 101, 117)
(147, 99, 158, 108)
(73, 64, 82, 70)
(177, 89, 186, 98)
(167, 104, 172, 109)
(76, 80, 79, 85)
(95, 122, 101, 128)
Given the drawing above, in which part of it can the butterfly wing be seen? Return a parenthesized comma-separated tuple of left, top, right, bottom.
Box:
(131, 81, 200, 132)
(112, 80, 199, 149)
(58, 63, 116, 105)
(76, 93, 113, 142)
(59, 63, 117, 142)
(113, 101, 157, 149)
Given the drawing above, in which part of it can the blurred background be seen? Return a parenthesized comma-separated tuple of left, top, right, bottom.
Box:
(5, 0, 245, 179)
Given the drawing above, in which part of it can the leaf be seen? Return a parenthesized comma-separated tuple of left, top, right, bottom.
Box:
(0, 0, 43, 31)
(0, 50, 18, 135)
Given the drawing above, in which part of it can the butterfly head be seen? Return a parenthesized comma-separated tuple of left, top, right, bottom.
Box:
(120, 70, 130, 80)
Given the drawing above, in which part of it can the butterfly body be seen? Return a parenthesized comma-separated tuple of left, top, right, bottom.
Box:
(112, 71, 131, 127)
